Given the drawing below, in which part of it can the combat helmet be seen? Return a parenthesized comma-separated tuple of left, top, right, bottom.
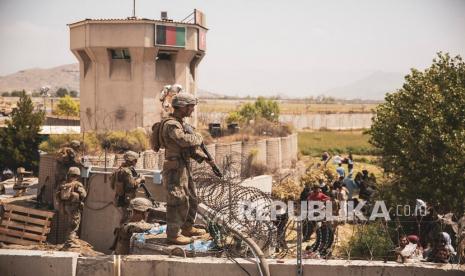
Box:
(70, 140, 81, 149)
(171, 92, 198, 108)
(123, 151, 139, 162)
(68, 167, 81, 176)
(129, 197, 153, 212)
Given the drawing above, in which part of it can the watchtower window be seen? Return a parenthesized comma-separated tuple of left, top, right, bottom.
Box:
(110, 49, 131, 60)
(156, 53, 171, 61)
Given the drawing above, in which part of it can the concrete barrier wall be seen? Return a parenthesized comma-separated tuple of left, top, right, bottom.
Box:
(1, 251, 463, 276)
(255, 139, 267, 165)
(290, 133, 298, 163)
(81, 173, 122, 254)
(280, 136, 292, 168)
(266, 138, 282, 171)
(73, 255, 465, 276)
(38, 154, 57, 205)
(142, 150, 158, 170)
(0, 249, 79, 276)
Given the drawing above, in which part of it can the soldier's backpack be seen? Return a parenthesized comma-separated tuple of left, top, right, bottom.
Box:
(110, 168, 125, 197)
(150, 118, 173, 152)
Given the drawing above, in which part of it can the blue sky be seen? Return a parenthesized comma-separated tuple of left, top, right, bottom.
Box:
(1, 0, 464, 97)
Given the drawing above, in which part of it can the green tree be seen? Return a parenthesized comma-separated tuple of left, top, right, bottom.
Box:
(69, 90, 78, 98)
(369, 53, 465, 214)
(54, 95, 80, 117)
(56, 87, 69, 97)
(238, 103, 257, 123)
(11, 90, 25, 97)
(0, 92, 44, 173)
(254, 96, 280, 122)
(1, 92, 9, 97)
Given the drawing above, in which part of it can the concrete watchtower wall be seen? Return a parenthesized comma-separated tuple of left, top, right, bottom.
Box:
(69, 17, 207, 132)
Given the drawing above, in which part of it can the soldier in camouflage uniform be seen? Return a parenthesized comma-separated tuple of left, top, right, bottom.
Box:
(111, 151, 144, 223)
(56, 140, 82, 185)
(160, 92, 213, 245)
(55, 167, 87, 246)
(113, 197, 154, 254)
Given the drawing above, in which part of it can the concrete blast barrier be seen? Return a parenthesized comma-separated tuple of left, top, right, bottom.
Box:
(157, 149, 165, 170)
(142, 150, 158, 170)
(80, 172, 122, 254)
(290, 133, 298, 163)
(255, 139, 267, 165)
(280, 136, 292, 168)
(230, 141, 242, 176)
(215, 143, 231, 170)
(38, 153, 57, 205)
(0, 249, 79, 276)
(266, 138, 282, 171)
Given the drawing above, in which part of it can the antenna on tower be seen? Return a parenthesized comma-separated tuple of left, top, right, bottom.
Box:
(131, 0, 136, 18)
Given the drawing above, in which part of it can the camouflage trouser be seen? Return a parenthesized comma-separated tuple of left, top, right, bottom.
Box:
(119, 191, 137, 223)
(64, 204, 81, 241)
(163, 160, 198, 239)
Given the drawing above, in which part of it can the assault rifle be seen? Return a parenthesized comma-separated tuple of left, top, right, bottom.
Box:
(130, 167, 158, 205)
(184, 123, 223, 178)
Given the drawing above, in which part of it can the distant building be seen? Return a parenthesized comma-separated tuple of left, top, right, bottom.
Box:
(68, 10, 207, 131)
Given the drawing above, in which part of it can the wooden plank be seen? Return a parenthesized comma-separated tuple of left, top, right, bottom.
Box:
(0, 226, 46, 242)
(4, 204, 55, 218)
(0, 220, 49, 234)
(0, 234, 38, 246)
(3, 212, 51, 227)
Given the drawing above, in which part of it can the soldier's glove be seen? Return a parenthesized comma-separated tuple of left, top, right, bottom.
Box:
(70, 192, 80, 202)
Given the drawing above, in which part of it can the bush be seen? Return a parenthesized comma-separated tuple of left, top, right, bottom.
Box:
(340, 222, 395, 260)
(39, 133, 101, 155)
(2, 92, 9, 97)
(56, 87, 69, 97)
(98, 129, 149, 153)
(54, 95, 80, 117)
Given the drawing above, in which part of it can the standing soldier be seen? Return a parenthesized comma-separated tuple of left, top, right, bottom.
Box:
(111, 151, 144, 223)
(55, 167, 87, 246)
(113, 197, 154, 255)
(56, 140, 82, 185)
(159, 92, 213, 245)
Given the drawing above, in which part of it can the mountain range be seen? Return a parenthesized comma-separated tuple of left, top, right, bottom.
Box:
(0, 64, 405, 100)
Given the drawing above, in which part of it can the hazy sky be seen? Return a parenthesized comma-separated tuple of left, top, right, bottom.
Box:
(1, 0, 464, 97)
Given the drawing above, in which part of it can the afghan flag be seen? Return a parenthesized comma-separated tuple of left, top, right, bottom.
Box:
(156, 25, 186, 47)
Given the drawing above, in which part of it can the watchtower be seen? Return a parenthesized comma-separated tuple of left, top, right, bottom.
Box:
(68, 10, 207, 131)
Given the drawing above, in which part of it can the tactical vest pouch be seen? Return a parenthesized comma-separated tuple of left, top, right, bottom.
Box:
(150, 118, 172, 152)
(60, 184, 73, 201)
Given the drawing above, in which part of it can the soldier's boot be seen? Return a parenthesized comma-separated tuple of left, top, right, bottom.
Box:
(181, 226, 206, 237)
(167, 234, 193, 245)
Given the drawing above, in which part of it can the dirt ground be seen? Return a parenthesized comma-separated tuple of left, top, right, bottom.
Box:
(0, 239, 104, 257)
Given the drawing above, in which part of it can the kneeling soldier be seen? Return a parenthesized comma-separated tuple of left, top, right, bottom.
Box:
(113, 197, 154, 255)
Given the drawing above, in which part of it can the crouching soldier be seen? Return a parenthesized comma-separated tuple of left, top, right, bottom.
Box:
(55, 167, 87, 246)
(113, 197, 154, 255)
(111, 151, 144, 223)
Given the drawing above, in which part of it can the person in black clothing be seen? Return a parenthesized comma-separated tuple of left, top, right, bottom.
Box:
(300, 184, 314, 242)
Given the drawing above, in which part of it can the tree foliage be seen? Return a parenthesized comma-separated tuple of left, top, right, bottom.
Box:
(226, 97, 280, 124)
(54, 95, 80, 117)
(369, 53, 465, 214)
(0, 92, 44, 173)
(55, 87, 69, 97)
